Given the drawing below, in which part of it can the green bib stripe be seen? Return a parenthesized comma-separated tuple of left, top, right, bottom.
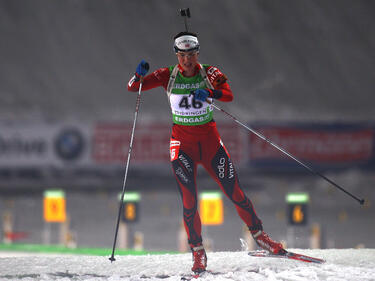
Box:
(168, 65, 214, 126)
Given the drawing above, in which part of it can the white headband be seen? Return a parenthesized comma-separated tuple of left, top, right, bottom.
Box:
(174, 35, 200, 52)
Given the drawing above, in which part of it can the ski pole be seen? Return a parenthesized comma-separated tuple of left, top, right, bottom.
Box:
(208, 101, 365, 205)
(109, 77, 144, 262)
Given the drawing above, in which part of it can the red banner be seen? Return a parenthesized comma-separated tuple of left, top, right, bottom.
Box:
(249, 127, 374, 163)
(93, 123, 170, 164)
(92, 122, 243, 164)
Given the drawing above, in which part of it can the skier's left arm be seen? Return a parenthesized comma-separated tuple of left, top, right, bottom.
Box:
(192, 66, 234, 102)
(206, 66, 233, 102)
(207, 81, 233, 102)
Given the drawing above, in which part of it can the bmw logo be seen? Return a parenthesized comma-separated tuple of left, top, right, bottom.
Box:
(54, 128, 84, 161)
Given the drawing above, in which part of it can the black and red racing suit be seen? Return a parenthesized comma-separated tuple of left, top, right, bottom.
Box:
(128, 64, 263, 248)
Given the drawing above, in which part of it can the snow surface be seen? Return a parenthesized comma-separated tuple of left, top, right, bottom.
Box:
(0, 249, 374, 281)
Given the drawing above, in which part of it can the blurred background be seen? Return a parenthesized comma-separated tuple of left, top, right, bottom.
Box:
(0, 0, 374, 253)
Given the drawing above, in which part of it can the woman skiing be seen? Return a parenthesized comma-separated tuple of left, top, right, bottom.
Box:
(128, 31, 284, 274)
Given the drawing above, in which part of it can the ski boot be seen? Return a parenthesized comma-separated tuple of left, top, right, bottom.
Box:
(252, 230, 285, 254)
(191, 246, 207, 273)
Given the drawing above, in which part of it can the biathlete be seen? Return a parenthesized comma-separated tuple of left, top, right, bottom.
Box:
(128, 31, 284, 274)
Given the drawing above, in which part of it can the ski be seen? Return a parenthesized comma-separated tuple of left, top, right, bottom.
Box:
(180, 268, 258, 280)
(180, 269, 232, 280)
(180, 270, 211, 280)
(248, 250, 325, 264)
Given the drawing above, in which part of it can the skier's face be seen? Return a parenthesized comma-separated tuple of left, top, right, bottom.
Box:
(176, 51, 199, 76)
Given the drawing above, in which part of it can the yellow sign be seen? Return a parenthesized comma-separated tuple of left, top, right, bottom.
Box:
(286, 192, 309, 226)
(125, 202, 136, 221)
(199, 192, 223, 225)
(292, 205, 304, 223)
(288, 203, 307, 225)
(43, 190, 66, 223)
(119, 192, 141, 223)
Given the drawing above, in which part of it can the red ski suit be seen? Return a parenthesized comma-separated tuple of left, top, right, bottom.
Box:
(128, 64, 263, 247)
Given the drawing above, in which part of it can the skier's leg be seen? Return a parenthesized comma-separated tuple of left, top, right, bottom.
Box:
(170, 135, 207, 273)
(171, 142, 203, 248)
(204, 143, 284, 254)
(204, 144, 263, 231)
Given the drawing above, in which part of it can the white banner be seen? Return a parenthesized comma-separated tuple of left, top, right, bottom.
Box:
(0, 122, 92, 167)
(0, 121, 244, 167)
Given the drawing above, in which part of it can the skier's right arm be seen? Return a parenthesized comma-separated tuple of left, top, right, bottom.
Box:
(127, 60, 170, 92)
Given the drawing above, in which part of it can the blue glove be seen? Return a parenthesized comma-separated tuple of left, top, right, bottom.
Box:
(136, 60, 150, 76)
(191, 89, 210, 101)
